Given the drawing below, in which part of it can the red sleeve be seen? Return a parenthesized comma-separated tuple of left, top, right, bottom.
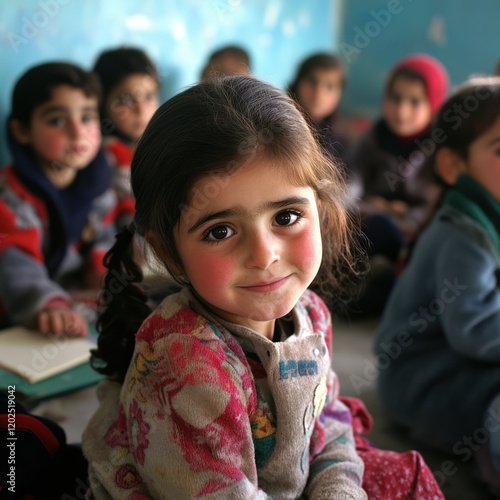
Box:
(84, 248, 107, 287)
(116, 197, 136, 219)
(42, 296, 72, 310)
(105, 141, 136, 220)
(106, 140, 133, 169)
(0, 168, 46, 262)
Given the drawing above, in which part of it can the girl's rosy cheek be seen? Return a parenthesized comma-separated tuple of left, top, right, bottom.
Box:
(88, 127, 102, 151)
(190, 253, 235, 290)
(114, 107, 132, 124)
(291, 227, 322, 264)
(38, 132, 65, 155)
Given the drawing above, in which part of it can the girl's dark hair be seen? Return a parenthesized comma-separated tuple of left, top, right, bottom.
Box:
(92, 227, 151, 381)
(288, 53, 346, 98)
(200, 45, 251, 80)
(434, 76, 500, 160)
(207, 45, 251, 67)
(93, 46, 158, 120)
(10, 62, 101, 126)
(93, 75, 364, 382)
(385, 67, 426, 97)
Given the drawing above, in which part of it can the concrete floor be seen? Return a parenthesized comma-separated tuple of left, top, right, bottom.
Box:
(330, 317, 495, 500)
(32, 317, 496, 499)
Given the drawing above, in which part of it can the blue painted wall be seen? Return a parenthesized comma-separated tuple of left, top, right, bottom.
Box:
(0, 0, 339, 164)
(3, 0, 500, 163)
(339, 0, 500, 117)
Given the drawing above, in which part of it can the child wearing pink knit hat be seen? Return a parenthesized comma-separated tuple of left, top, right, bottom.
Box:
(349, 53, 449, 317)
(383, 53, 449, 136)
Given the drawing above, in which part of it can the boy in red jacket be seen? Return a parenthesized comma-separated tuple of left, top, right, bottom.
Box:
(0, 62, 119, 336)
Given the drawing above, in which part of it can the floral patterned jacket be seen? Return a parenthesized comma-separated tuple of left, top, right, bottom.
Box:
(83, 288, 366, 499)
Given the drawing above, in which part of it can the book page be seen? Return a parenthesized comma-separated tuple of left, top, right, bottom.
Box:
(0, 326, 95, 383)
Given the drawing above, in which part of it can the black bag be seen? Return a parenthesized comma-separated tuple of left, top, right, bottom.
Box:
(1, 389, 88, 499)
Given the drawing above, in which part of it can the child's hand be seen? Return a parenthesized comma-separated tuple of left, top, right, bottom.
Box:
(37, 307, 89, 337)
(365, 196, 391, 213)
(389, 200, 410, 217)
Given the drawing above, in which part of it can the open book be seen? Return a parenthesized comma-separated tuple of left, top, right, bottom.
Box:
(0, 326, 95, 383)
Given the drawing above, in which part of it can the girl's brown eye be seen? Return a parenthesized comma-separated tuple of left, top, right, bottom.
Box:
(204, 225, 234, 241)
(211, 226, 229, 239)
(119, 94, 135, 107)
(48, 116, 66, 127)
(390, 94, 402, 104)
(275, 211, 300, 226)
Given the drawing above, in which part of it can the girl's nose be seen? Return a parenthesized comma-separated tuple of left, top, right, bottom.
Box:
(397, 100, 413, 119)
(135, 98, 155, 120)
(67, 119, 83, 138)
(134, 99, 145, 114)
(243, 230, 280, 270)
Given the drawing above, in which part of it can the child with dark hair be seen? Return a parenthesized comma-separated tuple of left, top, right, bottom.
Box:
(82, 75, 443, 499)
(93, 46, 159, 226)
(288, 52, 353, 179)
(0, 62, 119, 336)
(351, 53, 449, 316)
(200, 44, 251, 80)
(375, 77, 500, 494)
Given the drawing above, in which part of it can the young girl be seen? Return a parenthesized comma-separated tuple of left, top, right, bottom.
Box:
(288, 53, 353, 180)
(93, 46, 159, 227)
(351, 53, 449, 316)
(0, 62, 119, 336)
(374, 77, 500, 494)
(83, 76, 443, 498)
(355, 53, 449, 239)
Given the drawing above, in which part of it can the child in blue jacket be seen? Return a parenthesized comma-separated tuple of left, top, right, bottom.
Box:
(374, 76, 500, 494)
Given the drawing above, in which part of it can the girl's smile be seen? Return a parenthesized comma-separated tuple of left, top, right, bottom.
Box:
(239, 275, 291, 293)
(175, 160, 323, 339)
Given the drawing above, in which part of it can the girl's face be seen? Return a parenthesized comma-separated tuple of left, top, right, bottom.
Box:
(14, 84, 101, 172)
(174, 160, 323, 339)
(383, 76, 432, 137)
(462, 116, 500, 201)
(106, 74, 159, 141)
(296, 68, 343, 122)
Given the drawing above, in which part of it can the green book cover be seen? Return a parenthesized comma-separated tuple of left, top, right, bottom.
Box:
(0, 361, 104, 405)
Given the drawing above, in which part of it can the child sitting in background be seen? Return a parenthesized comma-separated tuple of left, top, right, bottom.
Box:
(0, 62, 119, 336)
(200, 44, 251, 80)
(83, 75, 443, 499)
(288, 53, 354, 181)
(374, 77, 500, 495)
(93, 46, 159, 227)
(351, 53, 449, 316)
